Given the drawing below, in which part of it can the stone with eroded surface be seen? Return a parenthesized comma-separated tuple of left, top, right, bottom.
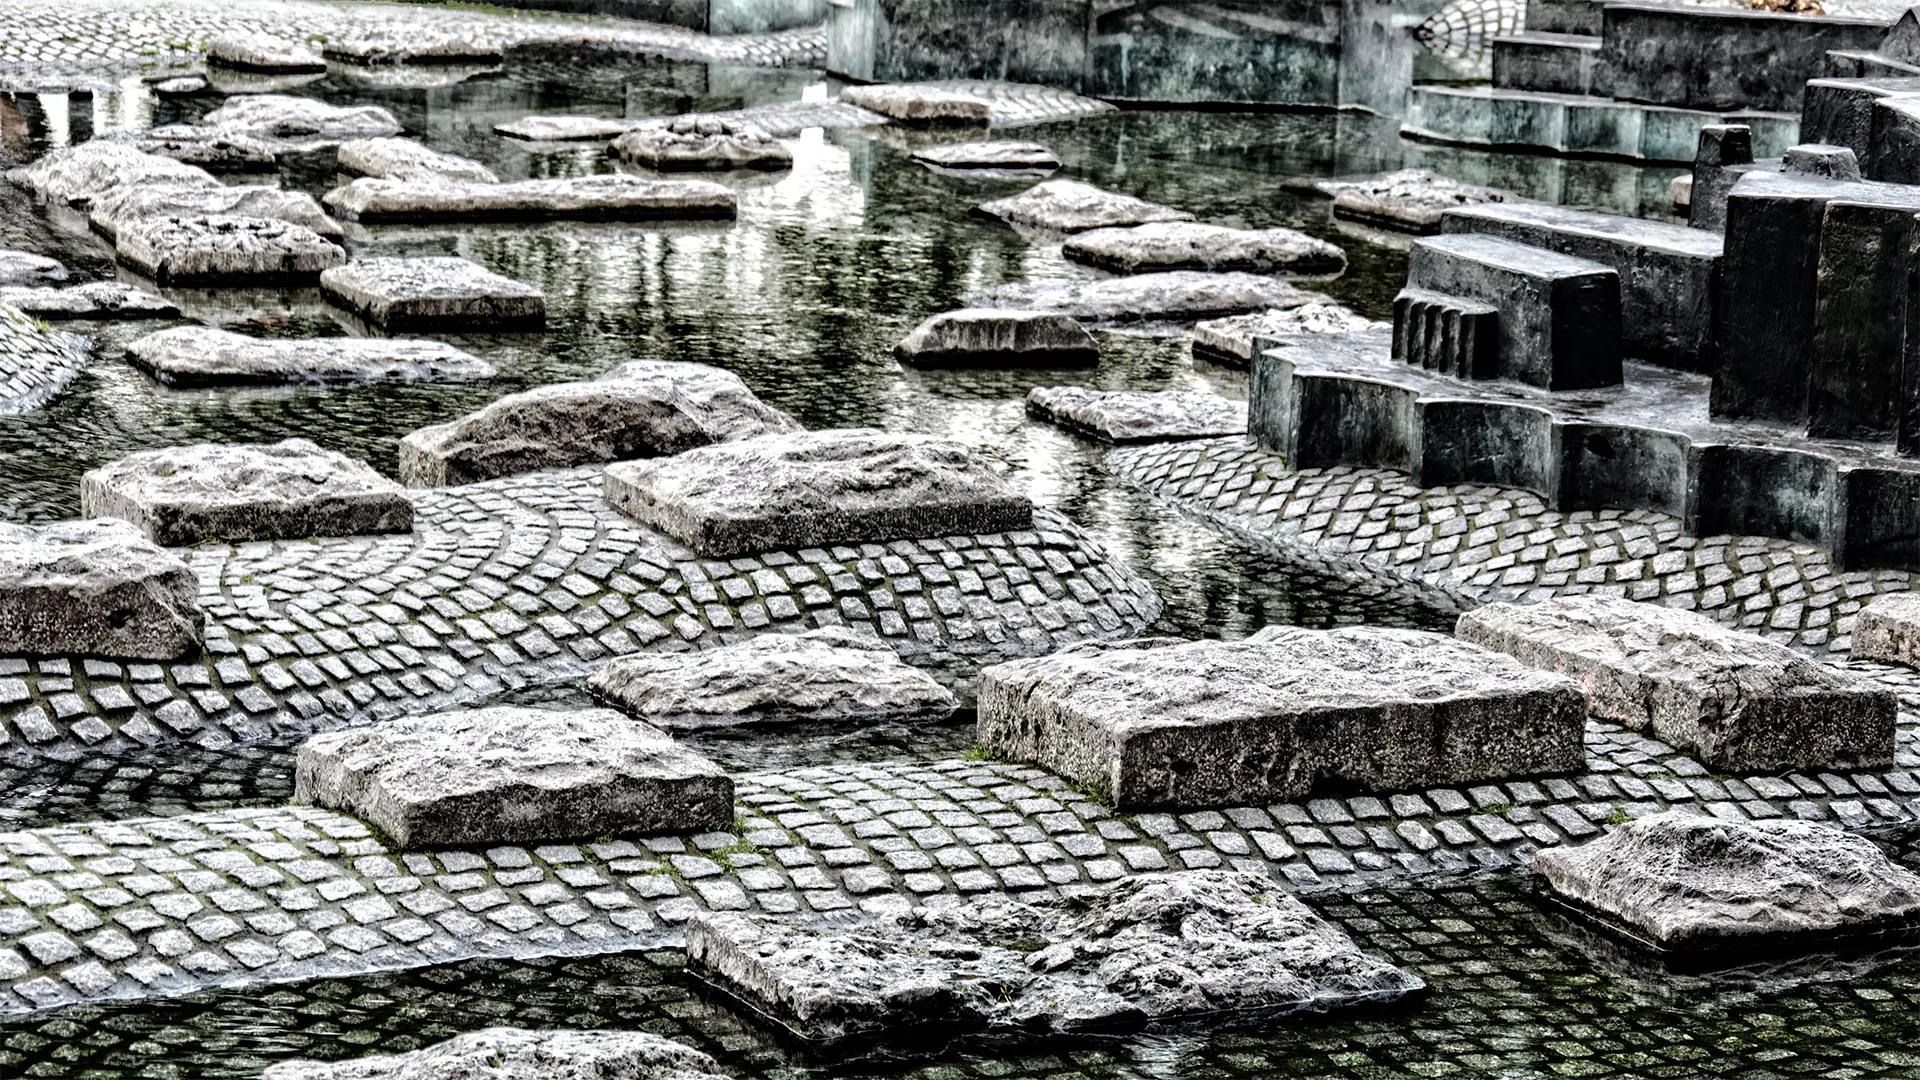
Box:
(1064, 221, 1347, 276)
(1849, 592, 1920, 669)
(1026, 386, 1246, 443)
(89, 182, 342, 241)
(840, 83, 990, 124)
(912, 140, 1059, 171)
(1315, 169, 1512, 232)
(0, 519, 203, 660)
(0, 251, 66, 287)
(206, 32, 326, 73)
(336, 137, 497, 183)
(894, 308, 1099, 367)
(979, 179, 1192, 233)
(126, 325, 492, 388)
(262, 1027, 732, 1080)
(322, 28, 502, 65)
(610, 116, 792, 171)
(116, 214, 346, 284)
(1191, 302, 1380, 366)
(7, 140, 216, 206)
(199, 95, 402, 141)
(0, 282, 178, 320)
(320, 257, 545, 330)
(132, 126, 279, 172)
(972, 271, 1310, 323)
(323, 174, 735, 222)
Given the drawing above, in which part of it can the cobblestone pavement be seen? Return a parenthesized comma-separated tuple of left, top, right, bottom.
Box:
(0, 305, 86, 416)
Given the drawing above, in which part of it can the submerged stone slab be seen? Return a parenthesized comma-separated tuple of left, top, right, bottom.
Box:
(1533, 811, 1920, 950)
(206, 32, 326, 73)
(320, 257, 545, 330)
(82, 439, 414, 546)
(1026, 386, 1246, 443)
(972, 272, 1309, 323)
(1458, 596, 1895, 772)
(1849, 591, 1920, 668)
(0, 283, 178, 320)
(0, 519, 203, 660)
(7, 140, 215, 206)
(894, 308, 1098, 367)
(978, 627, 1587, 809)
(335, 137, 497, 184)
(688, 869, 1422, 1041)
(610, 117, 792, 171)
(911, 140, 1058, 171)
(590, 626, 957, 730)
(323, 175, 736, 223)
(115, 214, 346, 284)
(1191, 302, 1380, 366)
(126, 325, 493, 388)
(322, 28, 503, 65)
(603, 428, 1033, 559)
(198, 95, 402, 140)
(89, 183, 342, 241)
(979, 180, 1193, 233)
(294, 706, 732, 847)
(398, 360, 800, 487)
(1063, 221, 1346, 276)
(263, 1028, 732, 1080)
(132, 125, 280, 172)
(494, 115, 640, 142)
(0, 251, 65, 287)
(1315, 169, 1511, 232)
(0, 302, 87, 414)
(840, 83, 989, 124)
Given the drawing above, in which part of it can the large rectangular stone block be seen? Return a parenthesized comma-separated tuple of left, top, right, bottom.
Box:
(1492, 32, 1601, 96)
(977, 627, 1588, 809)
(1458, 595, 1895, 772)
(1802, 78, 1920, 161)
(1807, 200, 1916, 439)
(1600, 4, 1886, 113)
(1406, 233, 1622, 390)
(0, 520, 204, 660)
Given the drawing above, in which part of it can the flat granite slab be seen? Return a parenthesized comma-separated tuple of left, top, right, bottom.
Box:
(911, 140, 1059, 172)
(82, 439, 414, 546)
(198, 95, 402, 141)
(115, 214, 346, 285)
(322, 28, 503, 65)
(979, 180, 1193, 233)
(893, 308, 1099, 367)
(125, 325, 493, 387)
(89, 183, 342, 242)
(322, 175, 736, 222)
(609, 117, 792, 171)
(603, 428, 1034, 559)
(320, 257, 545, 330)
(0, 519, 203, 660)
(132, 125, 280, 172)
(0, 251, 65, 287)
(207, 32, 327, 74)
(971, 272, 1312, 323)
(335, 137, 497, 183)
(1458, 596, 1896, 772)
(1026, 386, 1247, 443)
(839, 83, 989, 124)
(0, 282, 178, 320)
(264, 1028, 732, 1080)
(294, 706, 733, 847)
(1063, 222, 1347, 276)
(978, 626, 1588, 809)
(1315, 169, 1513, 233)
(6, 140, 216, 206)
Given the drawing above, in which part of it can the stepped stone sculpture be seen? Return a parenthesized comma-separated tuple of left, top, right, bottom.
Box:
(911, 140, 1059, 171)
(979, 180, 1193, 232)
(323, 175, 736, 223)
(82, 439, 414, 546)
(125, 325, 493, 387)
(263, 1028, 733, 1080)
(1063, 221, 1347, 276)
(1315, 169, 1511, 232)
(603, 428, 1033, 559)
(1026, 387, 1246, 443)
(840, 83, 990, 123)
(971, 272, 1310, 322)
(335, 137, 498, 183)
(398, 360, 800, 487)
(206, 32, 327, 73)
(89, 183, 342, 241)
(609, 116, 792, 171)
(0, 519, 204, 659)
(320, 257, 545, 330)
(115, 215, 346, 284)
(294, 706, 732, 847)
(894, 308, 1099, 367)
(978, 626, 1587, 809)
(198, 95, 403, 140)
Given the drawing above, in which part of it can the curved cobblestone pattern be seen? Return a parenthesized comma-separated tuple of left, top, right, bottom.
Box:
(0, 304, 86, 416)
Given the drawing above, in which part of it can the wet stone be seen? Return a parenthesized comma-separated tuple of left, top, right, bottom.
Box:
(88, 183, 342, 241)
(972, 271, 1311, 323)
(1315, 169, 1513, 233)
(589, 626, 957, 730)
(124, 325, 493, 388)
(0, 519, 203, 660)
(6, 140, 216, 206)
(609, 116, 792, 171)
(82, 439, 413, 546)
(0, 303, 87, 414)
(1063, 221, 1347, 276)
(294, 706, 732, 848)
(1025, 386, 1246, 443)
(0, 251, 66, 287)
(494, 115, 639, 142)
(603, 428, 1033, 559)
(262, 1027, 732, 1080)
(322, 28, 503, 65)
(911, 140, 1059, 172)
(151, 77, 206, 96)
(319, 257, 545, 330)
(978, 179, 1193, 233)
(115, 214, 346, 285)
(198, 94, 402, 141)
(0, 282, 177, 320)
(399, 359, 798, 488)
(322, 174, 736, 223)
(131, 126, 280, 172)
(206, 32, 326, 74)
(893, 308, 1099, 368)
(839, 83, 990, 124)
(1191, 302, 1381, 366)
(335, 137, 497, 184)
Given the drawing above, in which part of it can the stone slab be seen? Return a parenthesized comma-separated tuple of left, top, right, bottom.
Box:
(0, 519, 203, 660)
(6, 140, 216, 207)
(839, 83, 989, 124)
(0, 251, 65, 287)
(970, 272, 1311, 323)
(294, 706, 733, 847)
(609, 117, 792, 171)
(322, 175, 736, 222)
(1315, 169, 1512, 233)
(911, 140, 1058, 171)
(978, 179, 1192, 233)
(88, 183, 343, 242)
(207, 32, 327, 73)
(1025, 386, 1246, 443)
(893, 308, 1099, 367)
(0, 283, 177, 320)
(602, 428, 1033, 559)
(1599, 3, 1886, 113)
(1062, 221, 1346, 276)
(1190, 301, 1380, 366)
(124, 325, 494, 388)
(132, 126, 280, 172)
(115, 214, 346, 285)
(1849, 591, 1920, 667)
(1492, 31, 1601, 97)
(198, 95, 403, 140)
(495, 115, 641, 142)
(1407, 232, 1622, 390)
(335, 137, 498, 183)
(322, 28, 504, 65)
(319, 257, 545, 330)
(263, 1028, 732, 1080)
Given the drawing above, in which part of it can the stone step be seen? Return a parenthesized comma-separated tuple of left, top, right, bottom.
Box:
(1391, 287, 1499, 380)
(1525, 0, 1604, 36)
(1404, 84, 1800, 164)
(1491, 31, 1601, 97)
(1800, 76, 1920, 162)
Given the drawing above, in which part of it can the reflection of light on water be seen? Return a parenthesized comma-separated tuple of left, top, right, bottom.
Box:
(34, 92, 67, 148)
(751, 126, 866, 230)
(114, 75, 149, 134)
(801, 80, 829, 103)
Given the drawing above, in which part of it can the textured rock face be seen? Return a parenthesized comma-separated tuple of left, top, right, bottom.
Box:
(1533, 811, 1920, 949)
(262, 1028, 733, 1080)
(1315, 169, 1511, 232)
(199, 95, 402, 140)
(323, 175, 736, 222)
(972, 272, 1309, 322)
(116, 214, 346, 284)
(335, 137, 497, 183)
(978, 627, 1588, 809)
(894, 308, 1099, 367)
(688, 870, 1422, 1041)
(294, 706, 733, 847)
(0, 282, 178, 320)
(979, 180, 1193, 233)
(1191, 302, 1380, 364)
(89, 183, 343, 241)
(1064, 222, 1347, 276)
(206, 32, 327, 73)
(840, 84, 991, 123)
(912, 140, 1059, 171)
(320, 257, 545, 330)
(610, 116, 792, 171)
(1457, 596, 1895, 772)
(0, 251, 65, 286)
(590, 627, 957, 730)
(0, 302, 88, 414)
(496, 115, 640, 142)
(125, 325, 493, 387)
(0, 519, 203, 660)
(398, 360, 798, 488)
(1850, 592, 1920, 668)
(7, 140, 216, 206)
(603, 428, 1034, 559)
(322, 29, 503, 65)
(83, 439, 414, 546)
(132, 126, 280, 171)
(1026, 387, 1246, 443)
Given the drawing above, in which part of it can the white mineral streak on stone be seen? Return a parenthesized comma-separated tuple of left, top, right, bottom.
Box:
(971, 271, 1311, 322)
(1063, 221, 1348, 276)
(198, 95, 402, 140)
(115, 214, 346, 284)
(603, 428, 1034, 559)
(911, 140, 1059, 171)
(82, 439, 414, 546)
(0, 519, 204, 660)
(978, 179, 1193, 233)
(320, 257, 545, 329)
(840, 83, 991, 123)
(590, 626, 957, 729)
(125, 325, 492, 388)
(894, 308, 1099, 367)
(0, 302, 88, 413)
(322, 28, 503, 65)
(262, 1027, 734, 1080)
(610, 115, 792, 171)
(322, 174, 736, 222)
(0, 251, 66, 287)
(7, 140, 216, 206)
(1026, 386, 1246, 443)
(0, 282, 178, 320)
(1533, 811, 1920, 948)
(294, 706, 733, 847)
(89, 183, 343, 241)
(1192, 302, 1382, 363)
(1315, 169, 1512, 232)
(206, 32, 326, 73)
(335, 137, 498, 183)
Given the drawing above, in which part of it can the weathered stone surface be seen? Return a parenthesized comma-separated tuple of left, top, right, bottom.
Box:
(894, 308, 1099, 367)
(912, 140, 1059, 171)
(0, 303, 87, 414)
(978, 627, 1588, 809)
(0, 519, 203, 660)
(132, 125, 280, 172)
(151, 76, 206, 95)
(336, 137, 497, 184)
(840, 83, 989, 123)
(972, 272, 1310, 323)
(1533, 811, 1920, 949)
(294, 706, 732, 847)
(1191, 302, 1380, 365)
(262, 1028, 732, 1080)
(1458, 596, 1895, 772)
(1064, 222, 1347, 276)
(116, 214, 346, 285)
(6, 140, 215, 206)
(322, 28, 503, 65)
(82, 439, 413, 546)
(603, 428, 1033, 559)
(198, 95, 402, 140)
(590, 626, 957, 730)
(610, 116, 792, 171)
(1849, 591, 1920, 668)
(398, 360, 800, 487)
(688, 869, 1422, 1040)
(206, 32, 326, 73)
(0, 251, 66, 287)
(125, 325, 493, 388)
(979, 180, 1193, 233)
(1316, 169, 1511, 232)
(1026, 386, 1246, 443)
(323, 175, 736, 223)
(495, 115, 640, 142)
(0, 282, 178, 320)
(89, 183, 343, 241)
(320, 257, 545, 330)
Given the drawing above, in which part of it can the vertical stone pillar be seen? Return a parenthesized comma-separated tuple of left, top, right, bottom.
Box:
(1808, 201, 1917, 439)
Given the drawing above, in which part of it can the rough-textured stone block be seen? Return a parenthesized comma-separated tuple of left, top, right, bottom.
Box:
(1314, 169, 1511, 233)
(263, 1028, 732, 1080)
(198, 95, 402, 140)
(207, 33, 326, 73)
(294, 706, 732, 847)
(125, 325, 492, 387)
(496, 115, 640, 142)
(132, 126, 279, 172)
(320, 257, 545, 330)
(1852, 591, 1920, 667)
(1492, 31, 1600, 96)
(88, 182, 341, 241)
(336, 137, 497, 183)
(1785, 143, 1863, 180)
(1801, 78, 1920, 161)
(840, 83, 990, 123)
(1406, 233, 1622, 390)
(978, 179, 1191, 233)
(115, 214, 345, 284)
(1808, 200, 1915, 439)
(321, 28, 503, 65)
(970, 271, 1307, 322)
(911, 140, 1058, 171)
(610, 116, 792, 171)
(322, 175, 735, 223)
(1600, 4, 1885, 113)
(6, 140, 217, 207)
(0, 251, 66, 287)
(1062, 221, 1345, 276)
(977, 627, 1588, 809)
(1025, 386, 1245, 443)
(1190, 301, 1377, 366)
(1458, 595, 1895, 771)
(894, 309, 1098, 367)
(603, 428, 1033, 559)
(0, 519, 203, 659)
(0, 283, 177, 320)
